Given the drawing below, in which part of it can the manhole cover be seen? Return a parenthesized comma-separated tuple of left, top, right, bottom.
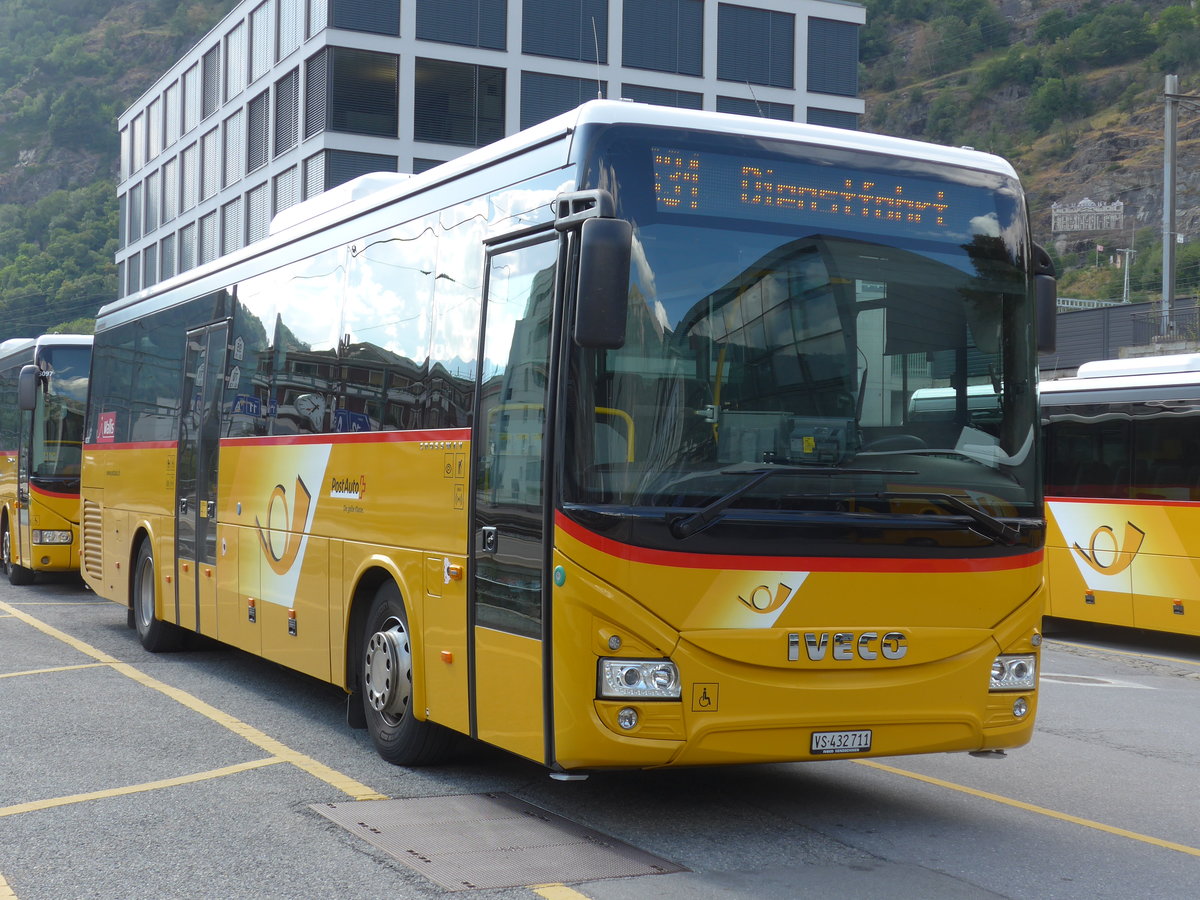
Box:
(313, 792, 686, 891)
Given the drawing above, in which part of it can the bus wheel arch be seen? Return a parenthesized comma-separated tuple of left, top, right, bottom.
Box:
(352, 574, 454, 766)
(130, 533, 184, 652)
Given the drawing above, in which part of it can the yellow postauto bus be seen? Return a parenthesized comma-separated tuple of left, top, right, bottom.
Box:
(0, 334, 91, 584)
(82, 102, 1055, 772)
(1042, 353, 1200, 637)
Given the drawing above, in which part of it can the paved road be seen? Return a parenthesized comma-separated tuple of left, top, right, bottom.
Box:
(2, 577, 1198, 899)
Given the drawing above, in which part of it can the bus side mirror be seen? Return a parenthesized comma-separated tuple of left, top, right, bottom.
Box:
(1034, 243, 1056, 353)
(17, 364, 40, 411)
(574, 217, 632, 349)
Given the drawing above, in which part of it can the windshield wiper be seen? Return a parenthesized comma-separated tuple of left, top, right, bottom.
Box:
(668, 465, 916, 539)
(783, 490, 1022, 546)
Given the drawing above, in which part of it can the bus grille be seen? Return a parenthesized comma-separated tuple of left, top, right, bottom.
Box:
(81, 500, 103, 581)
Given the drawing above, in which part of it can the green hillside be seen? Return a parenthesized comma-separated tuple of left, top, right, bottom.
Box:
(0, 0, 1196, 339)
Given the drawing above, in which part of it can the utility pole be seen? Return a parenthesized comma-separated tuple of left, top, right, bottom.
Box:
(1116, 248, 1135, 303)
(1162, 76, 1200, 335)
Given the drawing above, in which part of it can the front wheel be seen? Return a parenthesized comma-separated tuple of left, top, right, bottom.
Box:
(132, 541, 183, 652)
(2, 523, 34, 586)
(360, 581, 454, 766)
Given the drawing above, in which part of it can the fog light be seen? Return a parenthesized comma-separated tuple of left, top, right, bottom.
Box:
(598, 659, 681, 699)
(1013, 697, 1029, 718)
(617, 707, 638, 730)
(990, 654, 1037, 691)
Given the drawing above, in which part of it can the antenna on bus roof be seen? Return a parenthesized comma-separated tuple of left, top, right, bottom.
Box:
(592, 17, 603, 99)
(744, 81, 765, 118)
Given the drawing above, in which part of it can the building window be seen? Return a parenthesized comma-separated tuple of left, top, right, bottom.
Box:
(144, 170, 160, 233)
(623, 0, 702, 76)
(523, 0, 606, 62)
(520, 71, 604, 129)
(274, 166, 299, 214)
(414, 58, 504, 146)
(127, 251, 140, 294)
(181, 144, 198, 211)
(247, 89, 270, 172)
(303, 152, 325, 199)
(222, 198, 244, 255)
(224, 109, 245, 188)
(201, 45, 222, 119)
(306, 47, 399, 138)
(275, 68, 300, 155)
(182, 64, 201, 133)
(413, 157, 445, 173)
(117, 192, 128, 249)
(620, 83, 702, 109)
(416, 0, 506, 51)
(717, 3, 794, 89)
(119, 127, 130, 182)
(179, 221, 197, 272)
(807, 107, 858, 129)
(146, 98, 162, 159)
(716, 95, 793, 120)
(309, 0, 329, 36)
(201, 128, 221, 201)
(278, 0, 303, 60)
(160, 235, 176, 280)
(128, 183, 143, 242)
(162, 157, 179, 223)
(808, 18, 858, 97)
(164, 81, 181, 144)
(250, 2, 272, 83)
(199, 211, 219, 265)
(332, 0, 400, 36)
(247, 182, 270, 243)
(131, 113, 144, 172)
(225, 20, 247, 100)
(143, 244, 158, 289)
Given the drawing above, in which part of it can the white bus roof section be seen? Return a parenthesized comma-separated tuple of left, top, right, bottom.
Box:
(1075, 353, 1200, 379)
(1040, 354, 1200, 397)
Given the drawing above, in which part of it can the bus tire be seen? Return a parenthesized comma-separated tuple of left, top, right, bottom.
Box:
(361, 580, 453, 766)
(2, 523, 34, 586)
(132, 541, 183, 652)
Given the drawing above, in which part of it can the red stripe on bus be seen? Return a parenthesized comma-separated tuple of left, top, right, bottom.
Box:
(30, 484, 80, 500)
(555, 511, 1041, 573)
(221, 428, 471, 447)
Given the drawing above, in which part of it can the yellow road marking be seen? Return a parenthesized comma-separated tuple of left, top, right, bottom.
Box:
(0, 759, 284, 818)
(0, 870, 17, 899)
(856, 759, 1200, 857)
(531, 885, 593, 900)
(0, 663, 109, 679)
(0, 599, 387, 802)
(1048, 639, 1200, 669)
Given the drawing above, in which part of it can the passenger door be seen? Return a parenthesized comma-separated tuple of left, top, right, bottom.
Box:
(470, 235, 559, 763)
(175, 322, 228, 633)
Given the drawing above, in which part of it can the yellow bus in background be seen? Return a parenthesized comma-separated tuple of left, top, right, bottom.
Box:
(1042, 353, 1200, 637)
(0, 334, 91, 584)
(81, 102, 1054, 772)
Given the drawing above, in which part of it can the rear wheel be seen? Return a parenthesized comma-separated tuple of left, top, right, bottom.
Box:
(132, 541, 183, 652)
(361, 580, 454, 766)
(2, 522, 34, 586)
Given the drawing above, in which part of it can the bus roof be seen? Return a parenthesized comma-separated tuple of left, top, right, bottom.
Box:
(100, 100, 1021, 321)
(1040, 353, 1200, 398)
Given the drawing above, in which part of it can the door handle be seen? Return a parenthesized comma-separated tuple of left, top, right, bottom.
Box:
(179, 497, 189, 515)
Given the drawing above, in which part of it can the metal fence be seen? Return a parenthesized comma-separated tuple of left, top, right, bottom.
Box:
(1131, 301, 1200, 345)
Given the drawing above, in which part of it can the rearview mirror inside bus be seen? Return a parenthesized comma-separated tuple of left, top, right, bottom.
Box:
(574, 216, 633, 349)
(17, 364, 40, 411)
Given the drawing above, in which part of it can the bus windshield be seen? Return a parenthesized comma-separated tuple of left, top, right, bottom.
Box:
(32, 343, 88, 481)
(565, 129, 1039, 546)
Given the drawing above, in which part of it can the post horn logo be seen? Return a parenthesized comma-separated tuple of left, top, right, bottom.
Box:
(256, 476, 312, 576)
(738, 581, 800, 614)
(1072, 521, 1145, 575)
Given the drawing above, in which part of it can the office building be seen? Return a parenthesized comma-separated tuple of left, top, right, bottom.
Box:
(115, 0, 865, 297)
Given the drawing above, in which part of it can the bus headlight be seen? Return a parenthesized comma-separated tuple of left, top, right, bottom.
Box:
(598, 659, 681, 699)
(32, 530, 72, 545)
(990, 654, 1036, 691)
